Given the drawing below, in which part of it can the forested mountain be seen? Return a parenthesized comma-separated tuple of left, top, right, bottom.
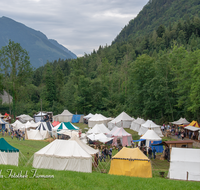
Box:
(1, 0, 200, 124)
(0, 16, 76, 68)
(113, 0, 200, 43)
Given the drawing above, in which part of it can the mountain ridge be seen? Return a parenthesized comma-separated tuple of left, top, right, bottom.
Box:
(0, 16, 77, 68)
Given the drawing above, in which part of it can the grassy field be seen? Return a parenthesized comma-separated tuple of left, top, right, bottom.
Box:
(0, 125, 199, 189)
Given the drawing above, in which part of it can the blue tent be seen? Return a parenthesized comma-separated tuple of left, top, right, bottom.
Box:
(72, 115, 83, 123)
(149, 140, 164, 153)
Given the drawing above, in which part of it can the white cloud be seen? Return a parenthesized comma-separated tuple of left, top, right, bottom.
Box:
(0, 0, 149, 57)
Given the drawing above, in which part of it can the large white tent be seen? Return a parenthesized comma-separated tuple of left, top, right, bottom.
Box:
(53, 110, 73, 122)
(171, 117, 190, 125)
(87, 123, 110, 134)
(130, 117, 146, 132)
(26, 130, 44, 140)
(16, 114, 34, 123)
(33, 139, 93, 173)
(168, 147, 200, 181)
(71, 136, 99, 155)
(108, 111, 134, 130)
(25, 121, 40, 130)
(83, 113, 94, 120)
(140, 129, 162, 148)
(139, 120, 163, 137)
(87, 133, 113, 143)
(88, 114, 109, 128)
(11, 120, 26, 131)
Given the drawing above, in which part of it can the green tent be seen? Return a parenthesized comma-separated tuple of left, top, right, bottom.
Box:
(56, 122, 79, 132)
(0, 138, 19, 152)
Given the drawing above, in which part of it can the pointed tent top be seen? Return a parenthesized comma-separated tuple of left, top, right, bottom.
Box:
(171, 117, 190, 125)
(112, 147, 149, 160)
(89, 114, 107, 121)
(87, 123, 110, 134)
(140, 129, 162, 141)
(0, 138, 19, 152)
(112, 127, 132, 137)
(133, 118, 146, 125)
(61, 110, 73, 116)
(110, 111, 133, 124)
(141, 120, 160, 128)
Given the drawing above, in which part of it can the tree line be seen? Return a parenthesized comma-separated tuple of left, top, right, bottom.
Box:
(1, 17, 200, 124)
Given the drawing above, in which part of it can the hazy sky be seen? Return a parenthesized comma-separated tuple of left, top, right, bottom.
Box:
(0, 0, 149, 57)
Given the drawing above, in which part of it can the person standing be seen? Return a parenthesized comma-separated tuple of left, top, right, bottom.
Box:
(148, 147, 152, 159)
(152, 147, 156, 159)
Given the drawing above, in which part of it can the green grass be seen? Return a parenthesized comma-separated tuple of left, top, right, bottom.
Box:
(0, 133, 199, 189)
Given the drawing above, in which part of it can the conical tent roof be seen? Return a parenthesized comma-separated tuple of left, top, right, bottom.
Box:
(110, 111, 133, 123)
(133, 117, 146, 125)
(61, 110, 73, 116)
(171, 117, 190, 125)
(89, 114, 107, 121)
(83, 113, 94, 119)
(112, 147, 149, 160)
(53, 122, 79, 131)
(140, 130, 161, 141)
(141, 120, 160, 128)
(112, 127, 132, 137)
(0, 138, 19, 152)
(87, 123, 110, 134)
(107, 126, 120, 135)
(185, 120, 200, 128)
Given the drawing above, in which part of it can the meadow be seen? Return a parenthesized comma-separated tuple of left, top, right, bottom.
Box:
(0, 124, 199, 190)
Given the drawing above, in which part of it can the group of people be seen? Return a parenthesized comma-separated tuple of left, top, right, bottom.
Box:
(142, 146, 157, 159)
(98, 147, 112, 162)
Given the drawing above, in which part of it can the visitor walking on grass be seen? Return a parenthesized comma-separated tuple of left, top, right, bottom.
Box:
(152, 147, 156, 159)
(148, 147, 152, 159)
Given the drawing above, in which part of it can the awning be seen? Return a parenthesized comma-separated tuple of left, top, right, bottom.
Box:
(185, 126, 200, 131)
(132, 139, 145, 142)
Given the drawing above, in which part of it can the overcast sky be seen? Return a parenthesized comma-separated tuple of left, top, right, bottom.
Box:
(0, 0, 149, 57)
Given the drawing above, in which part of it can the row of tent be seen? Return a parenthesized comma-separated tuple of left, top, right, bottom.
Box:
(84, 112, 163, 138)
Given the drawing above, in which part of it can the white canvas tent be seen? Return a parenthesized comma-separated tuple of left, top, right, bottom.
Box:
(53, 110, 73, 122)
(87, 123, 110, 134)
(83, 113, 94, 120)
(16, 114, 34, 123)
(140, 129, 162, 147)
(11, 120, 26, 131)
(184, 125, 200, 131)
(87, 133, 113, 143)
(71, 135, 99, 155)
(34, 112, 47, 123)
(171, 117, 190, 125)
(26, 130, 44, 140)
(33, 139, 93, 173)
(130, 117, 146, 132)
(57, 130, 79, 138)
(25, 121, 41, 130)
(108, 111, 134, 130)
(139, 120, 163, 137)
(168, 147, 200, 181)
(88, 114, 109, 128)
